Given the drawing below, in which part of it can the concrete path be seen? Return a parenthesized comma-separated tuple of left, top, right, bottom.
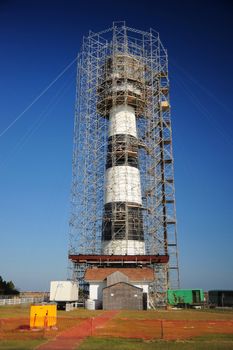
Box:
(36, 311, 118, 350)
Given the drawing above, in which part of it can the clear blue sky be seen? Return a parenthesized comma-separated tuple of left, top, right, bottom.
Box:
(0, 0, 232, 292)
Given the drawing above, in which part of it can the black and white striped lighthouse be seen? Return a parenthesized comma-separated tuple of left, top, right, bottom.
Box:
(98, 54, 146, 255)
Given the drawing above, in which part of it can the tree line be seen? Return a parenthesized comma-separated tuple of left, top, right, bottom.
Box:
(0, 276, 19, 295)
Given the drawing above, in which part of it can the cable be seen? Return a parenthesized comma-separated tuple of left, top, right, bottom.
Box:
(170, 59, 233, 116)
(0, 73, 74, 169)
(0, 56, 77, 138)
(174, 73, 233, 147)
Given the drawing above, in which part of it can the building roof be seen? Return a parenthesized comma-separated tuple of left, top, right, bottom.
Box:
(84, 267, 154, 282)
(103, 281, 143, 291)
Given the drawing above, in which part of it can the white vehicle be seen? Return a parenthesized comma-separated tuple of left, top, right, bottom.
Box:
(50, 281, 79, 310)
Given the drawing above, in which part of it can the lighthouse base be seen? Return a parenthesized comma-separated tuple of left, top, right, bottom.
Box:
(102, 240, 145, 255)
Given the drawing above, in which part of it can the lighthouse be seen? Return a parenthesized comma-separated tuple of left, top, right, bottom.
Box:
(69, 24, 180, 305)
(98, 54, 146, 255)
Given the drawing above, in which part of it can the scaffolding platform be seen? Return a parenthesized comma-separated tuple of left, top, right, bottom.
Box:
(69, 254, 169, 265)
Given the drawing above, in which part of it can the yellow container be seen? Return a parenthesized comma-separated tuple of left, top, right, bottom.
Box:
(30, 304, 57, 328)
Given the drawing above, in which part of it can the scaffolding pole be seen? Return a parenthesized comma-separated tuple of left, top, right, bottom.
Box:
(69, 22, 180, 305)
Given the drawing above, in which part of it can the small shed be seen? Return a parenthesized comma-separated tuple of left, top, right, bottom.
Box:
(208, 290, 233, 307)
(103, 282, 143, 310)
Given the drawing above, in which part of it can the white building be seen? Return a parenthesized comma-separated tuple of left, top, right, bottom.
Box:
(84, 267, 154, 309)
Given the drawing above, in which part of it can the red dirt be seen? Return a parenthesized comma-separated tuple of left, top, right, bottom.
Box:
(36, 311, 118, 350)
(0, 317, 83, 341)
(93, 318, 233, 340)
(1, 312, 233, 347)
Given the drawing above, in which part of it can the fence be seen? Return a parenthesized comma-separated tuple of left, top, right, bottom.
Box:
(0, 297, 44, 306)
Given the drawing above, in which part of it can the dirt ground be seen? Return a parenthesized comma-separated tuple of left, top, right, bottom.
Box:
(93, 317, 233, 340)
(0, 306, 233, 349)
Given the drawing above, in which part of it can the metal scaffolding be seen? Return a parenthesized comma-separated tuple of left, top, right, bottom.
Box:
(69, 22, 180, 303)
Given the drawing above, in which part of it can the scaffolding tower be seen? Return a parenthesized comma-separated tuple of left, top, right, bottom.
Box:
(69, 22, 180, 304)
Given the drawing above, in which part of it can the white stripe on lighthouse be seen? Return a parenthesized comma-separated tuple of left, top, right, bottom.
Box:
(105, 166, 142, 204)
(109, 105, 137, 137)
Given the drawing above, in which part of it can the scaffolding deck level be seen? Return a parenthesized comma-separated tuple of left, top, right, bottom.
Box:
(69, 254, 169, 265)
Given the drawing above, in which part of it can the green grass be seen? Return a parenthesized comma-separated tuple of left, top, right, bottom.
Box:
(0, 305, 104, 319)
(116, 309, 233, 321)
(57, 308, 104, 318)
(78, 335, 233, 350)
(1, 306, 233, 321)
(0, 339, 45, 350)
(0, 305, 30, 318)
